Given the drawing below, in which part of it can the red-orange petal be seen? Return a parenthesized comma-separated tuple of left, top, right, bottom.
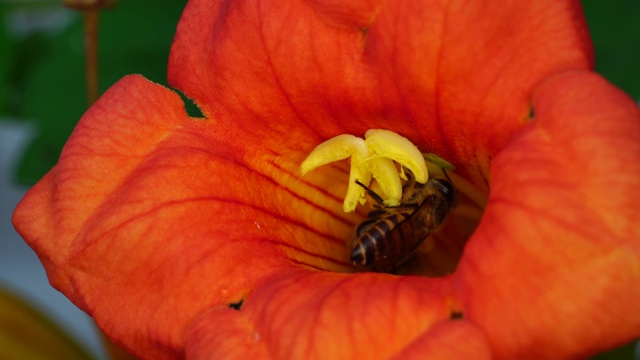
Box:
(13, 75, 358, 357)
(186, 270, 491, 359)
(457, 72, 640, 358)
(389, 320, 493, 360)
(168, 0, 592, 185)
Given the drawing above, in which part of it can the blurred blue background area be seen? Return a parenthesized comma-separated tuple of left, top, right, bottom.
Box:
(0, 0, 638, 358)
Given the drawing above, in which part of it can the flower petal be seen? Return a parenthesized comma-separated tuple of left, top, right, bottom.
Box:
(456, 72, 640, 358)
(389, 321, 492, 360)
(13, 75, 363, 358)
(185, 271, 489, 359)
(168, 0, 592, 185)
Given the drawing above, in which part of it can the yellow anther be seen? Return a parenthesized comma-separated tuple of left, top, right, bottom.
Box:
(344, 160, 371, 212)
(364, 129, 429, 183)
(300, 129, 431, 212)
(364, 156, 401, 206)
(301, 134, 373, 212)
(300, 134, 368, 175)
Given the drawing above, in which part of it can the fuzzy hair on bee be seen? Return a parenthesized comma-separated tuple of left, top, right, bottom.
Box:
(350, 169, 456, 272)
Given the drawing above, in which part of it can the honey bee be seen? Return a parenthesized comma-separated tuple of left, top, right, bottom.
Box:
(351, 169, 456, 272)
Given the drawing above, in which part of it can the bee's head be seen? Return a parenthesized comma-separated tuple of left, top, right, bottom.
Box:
(433, 178, 456, 206)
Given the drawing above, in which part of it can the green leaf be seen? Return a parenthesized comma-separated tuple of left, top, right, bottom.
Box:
(0, 4, 14, 114)
(582, 0, 640, 100)
(592, 340, 638, 360)
(12, 1, 187, 185)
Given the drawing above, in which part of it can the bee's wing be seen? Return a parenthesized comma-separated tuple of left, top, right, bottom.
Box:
(407, 195, 440, 241)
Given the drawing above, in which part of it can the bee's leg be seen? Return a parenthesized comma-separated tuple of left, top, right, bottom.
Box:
(401, 173, 415, 192)
(354, 179, 385, 205)
(395, 202, 419, 209)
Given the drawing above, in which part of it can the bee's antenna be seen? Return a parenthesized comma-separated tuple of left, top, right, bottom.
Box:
(355, 179, 385, 205)
(442, 168, 453, 184)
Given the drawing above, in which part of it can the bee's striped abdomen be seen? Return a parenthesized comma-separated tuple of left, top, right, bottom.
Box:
(351, 211, 412, 269)
(350, 170, 457, 273)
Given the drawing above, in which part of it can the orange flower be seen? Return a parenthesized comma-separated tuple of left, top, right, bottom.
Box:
(13, 0, 640, 359)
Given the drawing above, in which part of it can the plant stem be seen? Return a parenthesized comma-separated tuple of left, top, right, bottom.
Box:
(83, 9, 99, 105)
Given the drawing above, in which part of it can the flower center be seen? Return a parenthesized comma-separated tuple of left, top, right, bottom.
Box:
(300, 130, 485, 276)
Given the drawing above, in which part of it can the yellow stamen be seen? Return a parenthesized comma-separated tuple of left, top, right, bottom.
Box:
(300, 134, 372, 212)
(300, 134, 368, 175)
(344, 159, 371, 212)
(364, 129, 429, 183)
(364, 156, 401, 206)
(300, 129, 438, 212)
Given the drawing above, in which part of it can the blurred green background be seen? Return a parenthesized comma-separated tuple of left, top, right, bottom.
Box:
(1, 0, 189, 185)
(0, 0, 638, 359)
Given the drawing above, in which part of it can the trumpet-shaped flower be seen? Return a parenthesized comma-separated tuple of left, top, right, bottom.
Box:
(12, 0, 640, 359)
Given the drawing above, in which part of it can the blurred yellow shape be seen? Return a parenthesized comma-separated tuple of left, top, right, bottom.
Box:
(0, 287, 92, 360)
